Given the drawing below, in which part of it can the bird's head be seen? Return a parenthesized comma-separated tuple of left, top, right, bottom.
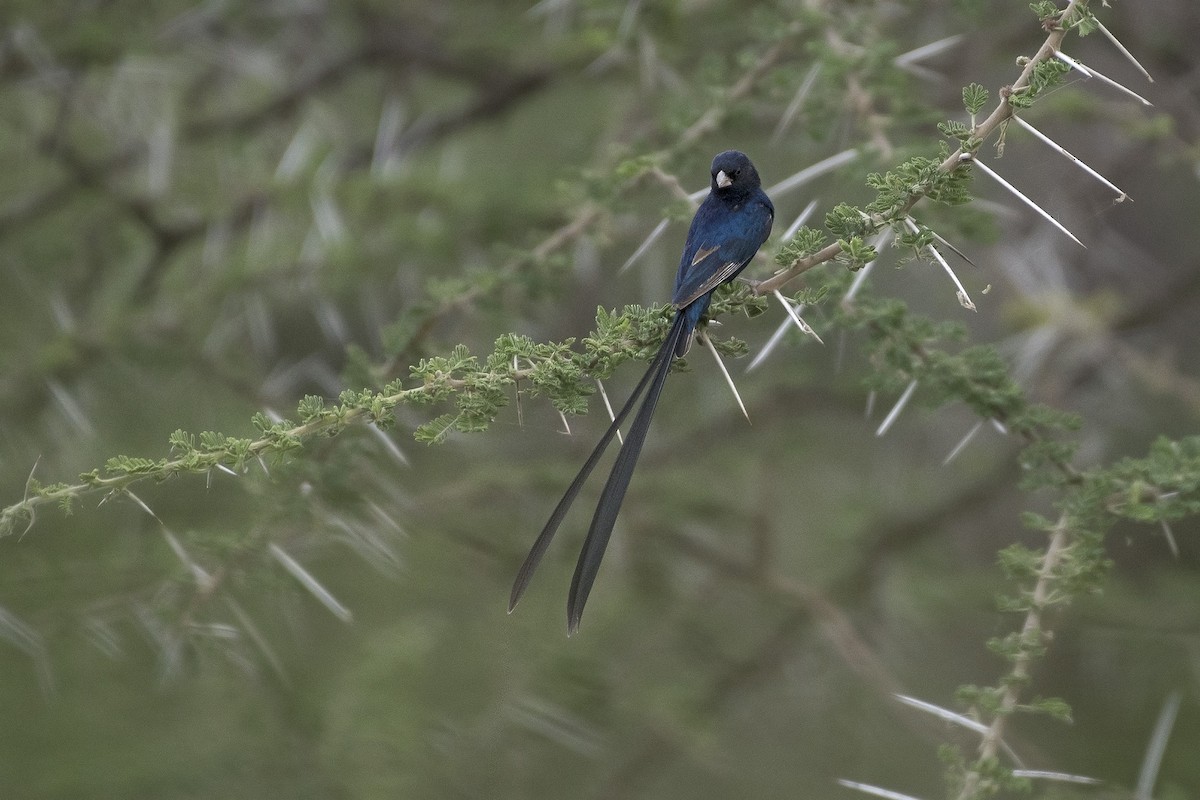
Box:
(710, 150, 761, 195)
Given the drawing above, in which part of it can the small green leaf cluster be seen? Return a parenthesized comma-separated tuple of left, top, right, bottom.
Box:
(1095, 436, 1200, 523)
(251, 412, 305, 454)
(895, 220, 935, 263)
(867, 152, 971, 216)
(338, 387, 401, 429)
(986, 627, 1049, 665)
(937, 119, 974, 145)
(408, 342, 519, 442)
(962, 83, 990, 117)
(168, 429, 257, 470)
(102, 455, 171, 478)
(938, 83, 989, 150)
(835, 237, 877, 272)
(12, 481, 76, 519)
(940, 745, 1031, 800)
(1009, 58, 1071, 109)
(1072, 11, 1099, 37)
(707, 282, 769, 320)
(824, 203, 873, 240)
(1028, 1, 1061, 23)
(844, 296, 966, 393)
(788, 283, 834, 307)
(772, 226, 829, 268)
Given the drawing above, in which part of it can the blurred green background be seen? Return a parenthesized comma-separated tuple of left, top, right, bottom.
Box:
(0, 1, 1197, 797)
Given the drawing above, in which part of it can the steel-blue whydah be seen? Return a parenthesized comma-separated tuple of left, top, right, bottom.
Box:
(509, 151, 774, 634)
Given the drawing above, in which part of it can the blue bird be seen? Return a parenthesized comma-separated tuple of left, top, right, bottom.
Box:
(509, 150, 774, 633)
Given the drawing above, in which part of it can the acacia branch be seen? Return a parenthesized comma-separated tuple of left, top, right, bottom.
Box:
(955, 515, 1070, 800)
(753, 0, 1089, 296)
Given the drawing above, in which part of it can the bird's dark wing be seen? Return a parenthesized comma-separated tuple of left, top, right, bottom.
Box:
(672, 196, 774, 310)
(671, 252, 750, 310)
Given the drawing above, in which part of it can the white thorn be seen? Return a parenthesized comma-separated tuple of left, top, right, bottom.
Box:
(619, 217, 671, 274)
(965, 155, 1085, 248)
(895, 694, 990, 735)
(904, 217, 975, 310)
(836, 779, 925, 800)
(943, 420, 984, 466)
(687, 182, 710, 202)
(875, 380, 917, 437)
(746, 316, 791, 372)
(698, 330, 750, 424)
(773, 290, 824, 344)
(843, 228, 894, 304)
(18, 456, 42, 540)
(1011, 115, 1129, 200)
(1159, 518, 1179, 559)
(1055, 50, 1153, 106)
(225, 597, 290, 684)
(845, 262, 875, 304)
(1136, 692, 1182, 800)
(275, 121, 318, 181)
(596, 379, 623, 444)
(780, 199, 820, 242)
(894, 693, 1024, 766)
(513, 355, 525, 429)
(124, 489, 164, 525)
(157, 522, 212, 586)
(766, 148, 859, 198)
(1052, 49, 1092, 77)
(46, 379, 95, 439)
(1011, 770, 1101, 786)
(371, 94, 405, 176)
(1095, 20, 1153, 83)
(928, 228, 976, 268)
(771, 62, 823, 143)
(894, 34, 963, 66)
(557, 409, 572, 436)
(368, 423, 410, 466)
(269, 543, 354, 623)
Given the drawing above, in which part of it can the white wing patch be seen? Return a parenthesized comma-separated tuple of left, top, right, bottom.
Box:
(691, 244, 719, 267)
(674, 259, 744, 309)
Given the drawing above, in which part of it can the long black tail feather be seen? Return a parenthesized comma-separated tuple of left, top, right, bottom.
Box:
(508, 314, 687, 621)
(566, 317, 687, 633)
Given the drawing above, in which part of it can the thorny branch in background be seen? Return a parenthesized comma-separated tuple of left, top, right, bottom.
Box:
(0, 3, 1195, 798)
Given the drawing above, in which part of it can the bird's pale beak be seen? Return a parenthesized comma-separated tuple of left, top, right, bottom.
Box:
(716, 170, 732, 188)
